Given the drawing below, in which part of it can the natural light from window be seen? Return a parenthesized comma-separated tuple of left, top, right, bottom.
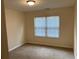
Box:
(34, 16, 60, 38)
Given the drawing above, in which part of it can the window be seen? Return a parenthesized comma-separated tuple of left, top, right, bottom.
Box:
(34, 16, 60, 38)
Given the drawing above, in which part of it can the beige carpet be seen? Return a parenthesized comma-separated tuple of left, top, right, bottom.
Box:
(9, 44, 74, 59)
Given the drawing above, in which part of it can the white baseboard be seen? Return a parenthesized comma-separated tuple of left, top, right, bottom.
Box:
(27, 42, 73, 49)
(9, 43, 25, 52)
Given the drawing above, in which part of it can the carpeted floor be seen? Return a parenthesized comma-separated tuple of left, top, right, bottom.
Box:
(9, 44, 74, 59)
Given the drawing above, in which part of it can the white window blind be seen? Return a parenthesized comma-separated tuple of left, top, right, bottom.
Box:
(34, 16, 60, 38)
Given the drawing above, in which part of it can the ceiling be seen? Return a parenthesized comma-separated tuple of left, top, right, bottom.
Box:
(4, 0, 75, 11)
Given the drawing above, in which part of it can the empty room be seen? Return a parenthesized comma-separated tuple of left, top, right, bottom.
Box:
(2, 0, 77, 59)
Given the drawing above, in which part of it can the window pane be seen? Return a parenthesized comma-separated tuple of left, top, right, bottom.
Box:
(34, 17, 46, 27)
(47, 29, 59, 38)
(35, 28, 45, 36)
(47, 16, 59, 28)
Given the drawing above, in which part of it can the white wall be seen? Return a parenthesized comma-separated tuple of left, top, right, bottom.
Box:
(5, 8, 25, 51)
(24, 7, 74, 48)
(74, 3, 77, 57)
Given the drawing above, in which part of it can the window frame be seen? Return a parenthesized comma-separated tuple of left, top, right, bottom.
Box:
(34, 16, 61, 39)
